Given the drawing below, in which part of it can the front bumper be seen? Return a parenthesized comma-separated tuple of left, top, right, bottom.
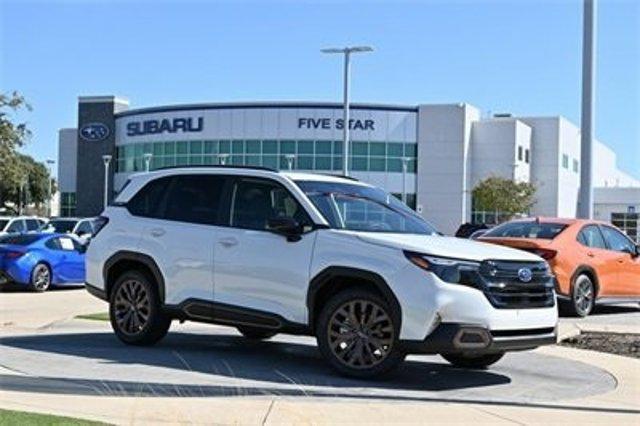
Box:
(399, 322, 557, 355)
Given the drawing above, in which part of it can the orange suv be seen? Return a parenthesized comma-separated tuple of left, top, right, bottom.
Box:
(478, 218, 640, 316)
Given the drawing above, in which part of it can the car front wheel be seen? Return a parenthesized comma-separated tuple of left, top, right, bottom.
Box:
(109, 270, 171, 345)
(441, 352, 505, 369)
(316, 288, 405, 379)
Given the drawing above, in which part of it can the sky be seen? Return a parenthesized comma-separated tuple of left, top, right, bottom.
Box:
(1, 0, 638, 179)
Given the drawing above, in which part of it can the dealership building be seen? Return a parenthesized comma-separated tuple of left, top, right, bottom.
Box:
(58, 95, 640, 240)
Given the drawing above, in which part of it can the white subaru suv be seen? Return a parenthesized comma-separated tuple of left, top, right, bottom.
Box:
(85, 166, 558, 378)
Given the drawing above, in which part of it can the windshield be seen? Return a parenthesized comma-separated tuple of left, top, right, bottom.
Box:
(483, 221, 567, 239)
(45, 219, 78, 233)
(0, 220, 8, 231)
(295, 180, 438, 235)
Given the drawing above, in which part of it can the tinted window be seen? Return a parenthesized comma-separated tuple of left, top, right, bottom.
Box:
(0, 220, 8, 230)
(0, 234, 44, 245)
(6, 220, 25, 233)
(600, 226, 635, 253)
(127, 177, 172, 218)
(483, 221, 567, 239)
(47, 219, 78, 233)
(26, 219, 40, 231)
(577, 225, 607, 249)
(231, 179, 311, 231)
(76, 221, 93, 235)
(164, 175, 229, 225)
(45, 236, 81, 251)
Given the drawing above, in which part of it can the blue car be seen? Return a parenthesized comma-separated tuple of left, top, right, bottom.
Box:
(0, 233, 86, 292)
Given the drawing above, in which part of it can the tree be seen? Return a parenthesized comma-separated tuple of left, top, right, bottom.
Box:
(0, 92, 56, 213)
(472, 176, 537, 220)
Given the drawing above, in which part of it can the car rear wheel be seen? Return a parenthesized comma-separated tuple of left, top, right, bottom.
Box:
(569, 274, 595, 317)
(236, 326, 277, 340)
(316, 288, 405, 379)
(441, 352, 505, 369)
(30, 263, 51, 292)
(109, 270, 171, 345)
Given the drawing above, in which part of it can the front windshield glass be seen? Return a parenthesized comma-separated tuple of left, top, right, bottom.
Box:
(46, 219, 78, 233)
(295, 180, 438, 235)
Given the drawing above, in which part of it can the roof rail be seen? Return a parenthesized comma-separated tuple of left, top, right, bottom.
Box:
(154, 164, 278, 173)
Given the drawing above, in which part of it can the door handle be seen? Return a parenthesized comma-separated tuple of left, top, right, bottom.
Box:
(218, 237, 239, 247)
(586, 252, 595, 257)
(150, 228, 166, 237)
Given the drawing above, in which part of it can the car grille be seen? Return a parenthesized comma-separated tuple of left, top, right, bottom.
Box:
(478, 260, 555, 309)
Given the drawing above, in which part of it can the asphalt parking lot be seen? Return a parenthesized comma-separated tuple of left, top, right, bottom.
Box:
(1, 288, 639, 424)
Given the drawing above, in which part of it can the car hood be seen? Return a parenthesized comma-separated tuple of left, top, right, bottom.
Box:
(350, 232, 544, 262)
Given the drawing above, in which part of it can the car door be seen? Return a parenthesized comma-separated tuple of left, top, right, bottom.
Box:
(44, 236, 81, 282)
(25, 219, 40, 234)
(213, 177, 317, 324)
(6, 219, 26, 235)
(576, 224, 619, 296)
(600, 225, 640, 297)
(134, 174, 230, 307)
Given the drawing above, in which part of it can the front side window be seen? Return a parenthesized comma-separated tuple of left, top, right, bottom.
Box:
(295, 181, 437, 234)
(231, 179, 312, 231)
(484, 221, 567, 239)
(600, 225, 636, 254)
(25, 219, 40, 231)
(577, 225, 607, 249)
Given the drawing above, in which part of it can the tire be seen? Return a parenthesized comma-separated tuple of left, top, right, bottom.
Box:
(441, 352, 505, 369)
(316, 288, 405, 379)
(568, 274, 595, 317)
(30, 263, 51, 292)
(237, 326, 277, 340)
(109, 270, 171, 345)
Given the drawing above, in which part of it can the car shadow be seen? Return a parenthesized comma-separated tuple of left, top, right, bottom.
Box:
(0, 284, 84, 293)
(0, 331, 510, 397)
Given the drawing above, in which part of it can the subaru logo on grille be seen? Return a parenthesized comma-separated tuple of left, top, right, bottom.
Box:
(80, 123, 110, 141)
(517, 268, 533, 283)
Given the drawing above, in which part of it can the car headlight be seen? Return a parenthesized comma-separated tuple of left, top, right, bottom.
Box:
(404, 251, 482, 287)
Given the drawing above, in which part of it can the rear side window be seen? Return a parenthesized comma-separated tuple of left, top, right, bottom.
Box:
(163, 175, 229, 225)
(127, 177, 172, 219)
(577, 225, 607, 249)
(25, 219, 40, 231)
(483, 221, 567, 239)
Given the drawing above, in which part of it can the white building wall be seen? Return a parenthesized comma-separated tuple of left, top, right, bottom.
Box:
(556, 117, 581, 217)
(416, 104, 479, 234)
(594, 142, 640, 188)
(470, 118, 531, 186)
(57, 128, 78, 193)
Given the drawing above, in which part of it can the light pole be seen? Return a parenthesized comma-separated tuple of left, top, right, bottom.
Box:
(401, 157, 411, 204)
(217, 153, 229, 165)
(18, 177, 27, 215)
(46, 159, 55, 217)
(321, 45, 373, 176)
(143, 153, 153, 172)
(578, 0, 597, 219)
(284, 154, 296, 171)
(102, 155, 112, 210)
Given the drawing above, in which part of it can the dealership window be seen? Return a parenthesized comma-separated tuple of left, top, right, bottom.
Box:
(525, 149, 530, 164)
(573, 159, 579, 173)
(611, 212, 639, 243)
(60, 192, 76, 217)
(518, 146, 523, 161)
(114, 139, 418, 175)
(562, 154, 569, 169)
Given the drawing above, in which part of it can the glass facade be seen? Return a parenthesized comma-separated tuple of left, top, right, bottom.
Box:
(115, 139, 417, 174)
(60, 192, 76, 217)
(611, 212, 639, 243)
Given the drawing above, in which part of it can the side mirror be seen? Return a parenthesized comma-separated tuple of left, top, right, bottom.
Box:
(267, 217, 303, 242)
(635, 244, 640, 258)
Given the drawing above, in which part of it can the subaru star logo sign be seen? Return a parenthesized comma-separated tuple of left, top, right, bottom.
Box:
(80, 122, 110, 141)
(517, 267, 533, 283)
